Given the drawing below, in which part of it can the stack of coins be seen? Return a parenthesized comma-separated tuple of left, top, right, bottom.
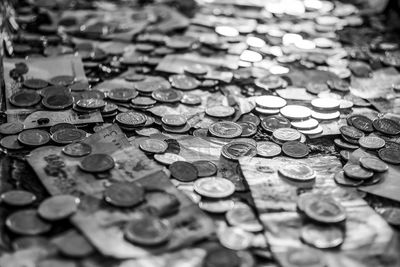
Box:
(161, 114, 190, 134)
(254, 95, 287, 115)
(280, 104, 323, 136)
(115, 111, 147, 131)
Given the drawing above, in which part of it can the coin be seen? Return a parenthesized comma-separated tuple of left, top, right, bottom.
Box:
(304, 197, 346, 223)
(139, 139, 168, 154)
(199, 199, 235, 213)
(291, 118, 319, 130)
(161, 114, 187, 127)
(76, 98, 106, 109)
(10, 90, 41, 107)
(6, 209, 52, 235)
(358, 136, 385, 150)
(49, 75, 75, 86)
(311, 110, 340, 121)
(334, 171, 363, 187)
(340, 150, 351, 161)
(23, 78, 48, 89)
(124, 213, 172, 246)
(42, 93, 73, 110)
(238, 122, 257, 137)
(209, 121, 242, 138)
(193, 160, 218, 177)
(80, 154, 115, 173)
(154, 153, 186, 165)
(1, 190, 36, 206)
(306, 83, 329, 95)
(372, 118, 400, 135)
(222, 141, 257, 160)
(300, 125, 324, 136)
(283, 248, 325, 267)
(272, 128, 301, 142)
(255, 95, 287, 109)
(18, 129, 50, 147)
(183, 64, 208, 76)
(378, 148, 400, 164)
(381, 208, 400, 227)
(54, 230, 94, 258)
(282, 141, 309, 158)
(280, 105, 312, 120)
(261, 115, 291, 132)
(104, 182, 144, 207)
(240, 50, 262, 63)
(152, 88, 183, 103)
(0, 121, 24, 135)
(38, 195, 80, 221)
(61, 142, 91, 157)
(340, 125, 364, 140)
(278, 164, 316, 182)
(51, 128, 87, 144)
(333, 138, 359, 150)
(218, 226, 253, 250)
(116, 112, 147, 127)
(180, 93, 202, 105)
(343, 164, 374, 180)
(347, 115, 373, 132)
(162, 123, 191, 134)
(311, 98, 340, 111)
(301, 224, 344, 249)
(131, 96, 156, 106)
(255, 106, 280, 115)
(257, 141, 281, 157)
(108, 88, 138, 102)
(226, 202, 263, 232)
(169, 161, 198, 182)
(49, 123, 76, 135)
(12, 236, 54, 252)
(206, 106, 236, 118)
(203, 246, 241, 267)
(194, 177, 235, 198)
(169, 74, 201, 90)
(0, 135, 25, 150)
(239, 113, 260, 126)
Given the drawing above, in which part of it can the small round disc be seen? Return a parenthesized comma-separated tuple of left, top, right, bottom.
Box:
(226, 202, 263, 232)
(359, 157, 388, 172)
(372, 118, 400, 135)
(23, 78, 48, 89)
(10, 90, 41, 107)
(169, 161, 198, 182)
(343, 164, 374, 180)
(1, 190, 36, 206)
(18, 129, 50, 147)
(340, 125, 364, 140)
(282, 141, 309, 158)
(54, 230, 94, 258)
(278, 164, 316, 182)
(80, 154, 115, 173)
(38, 195, 80, 221)
(311, 98, 340, 111)
(280, 105, 312, 120)
(291, 118, 319, 130)
(139, 139, 168, 154)
(51, 128, 87, 144)
(358, 136, 386, 150)
(0, 135, 25, 150)
(378, 148, 400, 165)
(261, 115, 291, 133)
(161, 114, 187, 127)
(124, 213, 172, 246)
(255, 95, 287, 109)
(334, 171, 363, 187)
(206, 106, 236, 118)
(192, 160, 218, 177)
(311, 110, 340, 121)
(0, 121, 25, 135)
(194, 177, 235, 198)
(6, 209, 52, 235)
(238, 122, 257, 137)
(222, 141, 257, 160)
(209, 121, 242, 138)
(199, 199, 235, 214)
(272, 128, 301, 142)
(169, 74, 201, 90)
(257, 141, 281, 157)
(62, 142, 92, 157)
(347, 115, 373, 132)
(301, 224, 344, 249)
(49, 75, 75, 86)
(304, 197, 346, 224)
(104, 182, 144, 207)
